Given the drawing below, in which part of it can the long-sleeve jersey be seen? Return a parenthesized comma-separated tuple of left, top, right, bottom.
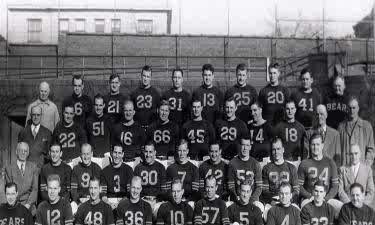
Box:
(247, 120, 274, 161)
(62, 94, 93, 126)
(35, 198, 73, 225)
(227, 201, 264, 225)
(100, 163, 133, 198)
(258, 84, 290, 124)
(146, 120, 180, 157)
(134, 161, 167, 200)
(192, 85, 224, 124)
(75, 200, 115, 225)
(199, 160, 228, 198)
(86, 114, 112, 157)
(301, 201, 335, 225)
(291, 88, 322, 128)
(0, 203, 34, 225)
(193, 198, 230, 225)
(103, 93, 128, 123)
(156, 201, 194, 225)
(116, 199, 153, 225)
(323, 92, 349, 129)
(130, 86, 161, 127)
(338, 202, 375, 225)
(266, 204, 301, 225)
(162, 88, 192, 126)
(71, 162, 102, 202)
(39, 162, 72, 201)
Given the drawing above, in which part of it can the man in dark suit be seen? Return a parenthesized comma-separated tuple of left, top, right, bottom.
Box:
(18, 105, 52, 168)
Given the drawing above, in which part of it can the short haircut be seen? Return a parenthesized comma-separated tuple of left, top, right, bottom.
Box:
(159, 99, 170, 108)
(314, 180, 327, 192)
(30, 105, 42, 115)
(112, 144, 124, 152)
(271, 136, 284, 147)
(279, 182, 292, 192)
(50, 142, 62, 151)
(205, 175, 217, 186)
(141, 65, 152, 74)
(131, 176, 142, 186)
(333, 75, 345, 84)
(240, 178, 253, 188)
(89, 176, 100, 185)
(309, 133, 323, 145)
(172, 67, 184, 77)
(241, 135, 251, 142)
(348, 96, 359, 106)
(285, 100, 296, 107)
(192, 99, 202, 106)
(109, 74, 120, 82)
(63, 104, 75, 111)
(350, 182, 364, 193)
(144, 141, 155, 151)
(94, 93, 104, 102)
(251, 101, 263, 109)
(269, 62, 280, 71)
(300, 67, 313, 79)
(4, 182, 17, 193)
(72, 74, 83, 85)
(171, 178, 183, 188)
(81, 143, 92, 152)
(225, 97, 236, 105)
(123, 99, 134, 108)
(210, 143, 221, 150)
(178, 139, 189, 149)
(236, 63, 247, 74)
(17, 142, 29, 151)
(202, 64, 214, 73)
(47, 174, 61, 186)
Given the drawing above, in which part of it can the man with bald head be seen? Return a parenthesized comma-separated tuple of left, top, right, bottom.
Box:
(305, 104, 341, 165)
(26, 81, 60, 132)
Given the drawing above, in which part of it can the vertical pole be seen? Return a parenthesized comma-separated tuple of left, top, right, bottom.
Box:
(40, 56, 43, 77)
(82, 56, 85, 76)
(322, 0, 325, 52)
(123, 57, 126, 77)
(112, 34, 114, 74)
(175, 35, 178, 66)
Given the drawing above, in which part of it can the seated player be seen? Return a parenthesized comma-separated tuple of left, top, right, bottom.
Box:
(193, 175, 230, 225)
(338, 183, 375, 225)
(262, 137, 299, 206)
(71, 143, 102, 205)
(146, 100, 179, 159)
(52, 104, 87, 161)
(181, 99, 216, 160)
(166, 139, 199, 201)
(228, 137, 262, 203)
(215, 97, 248, 160)
(116, 176, 153, 225)
(103, 74, 127, 123)
(228, 179, 264, 225)
(156, 179, 194, 225)
(40, 143, 72, 201)
(266, 182, 301, 225)
(199, 143, 228, 199)
(75, 177, 114, 225)
(111, 99, 146, 162)
(300, 181, 336, 225)
(0, 182, 33, 225)
(35, 174, 73, 225)
(100, 145, 133, 209)
(247, 101, 274, 162)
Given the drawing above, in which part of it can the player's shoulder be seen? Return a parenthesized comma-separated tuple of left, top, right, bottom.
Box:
(82, 94, 93, 102)
(37, 200, 50, 211)
(140, 199, 153, 210)
(61, 162, 72, 171)
(117, 197, 131, 209)
(91, 162, 102, 171)
(186, 160, 199, 169)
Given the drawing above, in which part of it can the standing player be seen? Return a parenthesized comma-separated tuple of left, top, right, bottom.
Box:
(199, 143, 228, 199)
(192, 64, 224, 124)
(258, 63, 290, 125)
(181, 99, 216, 160)
(247, 102, 274, 161)
(146, 100, 179, 158)
(228, 179, 264, 225)
(266, 183, 301, 225)
(291, 68, 322, 129)
(166, 140, 199, 201)
(103, 74, 127, 123)
(162, 67, 191, 126)
(130, 65, 161, 128)
(228, 137, 263, 202)
(100, 145, 133, 209)
(274, 100, 306, 162)
(111, 100, 146, 162)
(225, 63, 258, 123)
(75, 177, 114, 225)
(52, 104, 87, 161)
(300, 181, 336, 225)
(35, 174, 73, 225)
(71, 144, 102, 205)
(62, 75, 93, 126)
(193, 175, 230, 225)
(116, 176, 153, 225)
(215, 97, 248, 160)
(86, 94, 112, 157)
(156, 179, 194, 225)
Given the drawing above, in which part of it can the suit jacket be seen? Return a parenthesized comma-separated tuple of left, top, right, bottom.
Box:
(338, 163, 374, 205)
(4, 161, 39, 206)
(18, 124, 52, 167)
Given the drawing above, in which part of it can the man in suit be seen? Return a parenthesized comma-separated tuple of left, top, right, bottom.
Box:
(338, 144, 374, 205)
(4, 142, 39, 215)
(305, 104, 341, 166)
(18, 105, 52, 168)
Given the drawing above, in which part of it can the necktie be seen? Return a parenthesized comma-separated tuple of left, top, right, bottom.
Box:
(32, 126, 37, 138)
(20, 163, 24, 176)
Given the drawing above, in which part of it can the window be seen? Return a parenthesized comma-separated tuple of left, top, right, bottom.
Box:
(137, 19, 153, 34)
(75, 19, 86, 32)
(59, 19, 69, 33)
(28, 19, 42, 43)
(95, 19, 105, 33)
(111, 19, 121, 33)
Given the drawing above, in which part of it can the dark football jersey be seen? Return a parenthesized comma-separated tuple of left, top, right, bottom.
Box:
(227, 156, 262, 202)
(181, 120, 216, 160)
(338, 202, 375, 225)
(323, 92, 349, 129)
(116, 199, 153, 225)
(193, 198, 230, 225)
(52, 121, 87, 161)
(111, 121, 146, 161)
(298, 157, 338, 200)
(0, 203, 34, 225)
(291, 88, 322, 128)
(266, 204, 301, 225)
(247, 120, 274, 161)
(199, 160, 228, 197)
(71, 162, 102, 202)
(156, 201, 194, 225)
(215, 118, 248, 160)
(100, 163, 134, 198)
(162, 88, 192, 126)
(228, 201, 264, 225)
(62, 94, 93, 126)
(86, 114, 112, 157)
(103, 93, 127, 123)
(39, 162, 72, 201)
(75, 200, 115, 225)
(225, 84, 258, 123)
(262, 162, 299, 204)
(130, 86, 161, 127)
(301, 201, 335, 225)
(258, 84, 290, 124)
(146, 120, 179, 157)
(166, 161, 199, 200)
(134, 161, 167, 199)
(35, 198, 73, 225)
(192, 85, 224, 124)
(274, 120, 306, 160)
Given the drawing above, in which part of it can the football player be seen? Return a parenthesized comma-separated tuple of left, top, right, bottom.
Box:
(103, 74, 127, 123)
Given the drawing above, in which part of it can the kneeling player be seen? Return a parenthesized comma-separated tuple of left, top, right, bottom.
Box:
(75, 177, 114, 225)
